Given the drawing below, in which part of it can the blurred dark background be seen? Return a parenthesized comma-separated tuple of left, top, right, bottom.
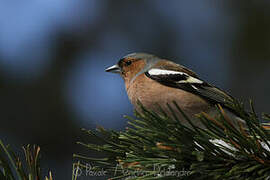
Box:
(0, 0, 270, 179)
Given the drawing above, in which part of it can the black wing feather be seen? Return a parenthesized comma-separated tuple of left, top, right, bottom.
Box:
(145, 71, 234, 107)
(145, 71, 198, 94)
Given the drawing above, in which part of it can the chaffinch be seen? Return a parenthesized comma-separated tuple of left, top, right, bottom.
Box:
(105, 52, 238, 127)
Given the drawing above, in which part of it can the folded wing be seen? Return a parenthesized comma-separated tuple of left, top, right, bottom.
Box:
(145, 68, 234, 107)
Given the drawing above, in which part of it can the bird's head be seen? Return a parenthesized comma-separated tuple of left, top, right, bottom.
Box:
(106, 52, 159, 83)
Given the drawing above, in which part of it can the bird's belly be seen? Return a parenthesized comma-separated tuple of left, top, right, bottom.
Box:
(127, 79, 211, 124)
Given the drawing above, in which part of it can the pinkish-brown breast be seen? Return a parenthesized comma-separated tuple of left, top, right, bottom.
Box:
(126, 73, 211, 125)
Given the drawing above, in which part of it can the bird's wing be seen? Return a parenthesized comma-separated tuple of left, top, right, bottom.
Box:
(145, 68, 235, 107)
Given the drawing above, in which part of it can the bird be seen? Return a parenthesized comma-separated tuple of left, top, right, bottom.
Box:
(105, 52, 238, 127)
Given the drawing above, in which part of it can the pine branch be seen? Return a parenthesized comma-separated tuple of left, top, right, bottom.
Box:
(73, 100, 270, 180)
(0, 140, 53, 180)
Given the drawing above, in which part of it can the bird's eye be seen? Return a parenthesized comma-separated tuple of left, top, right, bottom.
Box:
(125, 60, 132, 66)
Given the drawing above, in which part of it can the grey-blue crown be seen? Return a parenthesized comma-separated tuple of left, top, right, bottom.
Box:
(123, 52, 159, 62)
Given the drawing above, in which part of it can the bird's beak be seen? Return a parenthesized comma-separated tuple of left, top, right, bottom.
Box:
(105, 64, 121, 73)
